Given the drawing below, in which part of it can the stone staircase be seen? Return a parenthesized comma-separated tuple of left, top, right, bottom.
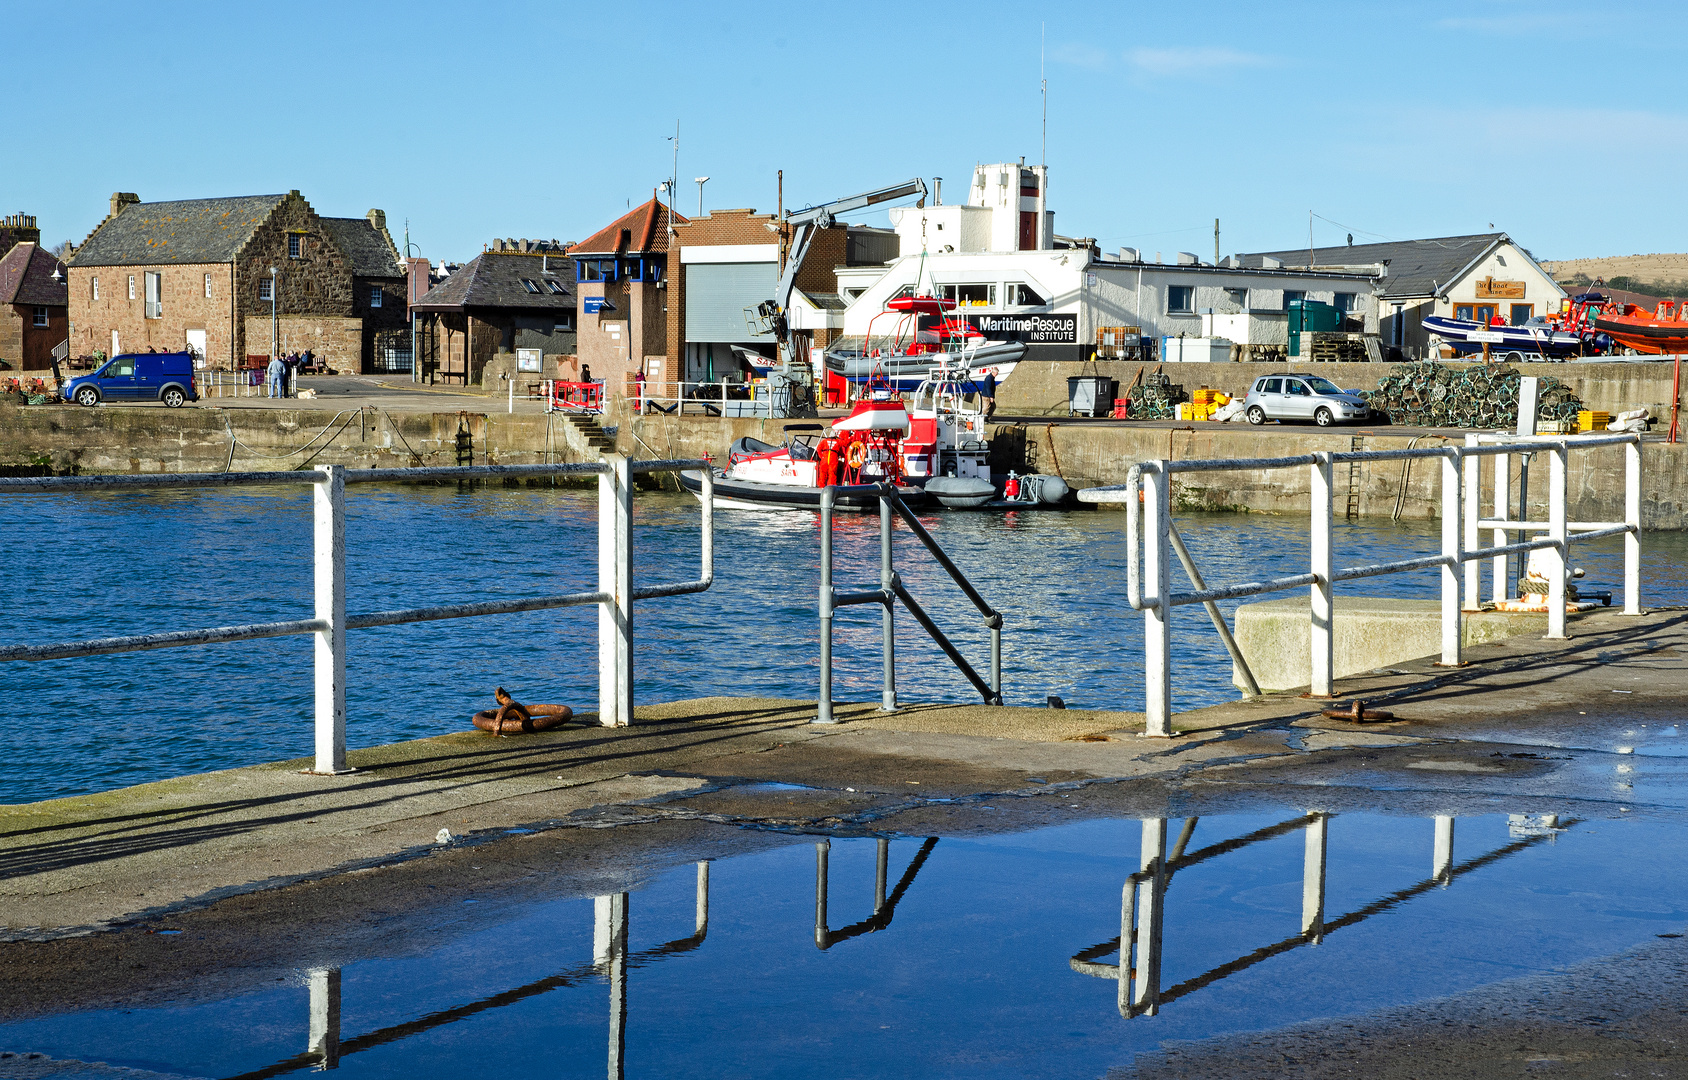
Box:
(559, 413, 615, 455)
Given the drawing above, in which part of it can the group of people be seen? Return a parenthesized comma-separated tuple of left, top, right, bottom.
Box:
(264, 350, 315, 398)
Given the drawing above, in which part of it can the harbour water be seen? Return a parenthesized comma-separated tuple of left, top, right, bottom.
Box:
(2, 808, 1685, 1078)
(2, 486, 1680, 805)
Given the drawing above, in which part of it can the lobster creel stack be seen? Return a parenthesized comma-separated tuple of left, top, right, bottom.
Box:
(1360, 362, 1585, 430)
(1122, 372, 1189, 420)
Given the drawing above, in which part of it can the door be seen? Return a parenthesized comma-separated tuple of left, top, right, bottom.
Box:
(101, 356, 138, 398)
(185, 330, 207, 367)
(1282, 378, 1315, 418)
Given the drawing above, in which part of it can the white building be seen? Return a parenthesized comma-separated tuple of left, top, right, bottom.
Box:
(834, 161, 1382, 363)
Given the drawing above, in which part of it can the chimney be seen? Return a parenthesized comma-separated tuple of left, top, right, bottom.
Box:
(110, 192, 140, 219)
(366, 209, 386, 230)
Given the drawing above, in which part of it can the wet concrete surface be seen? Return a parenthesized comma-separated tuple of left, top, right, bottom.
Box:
(3, 609, 1687, 1075)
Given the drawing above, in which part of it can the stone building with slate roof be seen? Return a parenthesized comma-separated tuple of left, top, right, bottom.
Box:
(1238, 233, 1563, 360)
(66, 190, 405, 373)
(411, 247, 576, 387)
(0, 231, 69, 379)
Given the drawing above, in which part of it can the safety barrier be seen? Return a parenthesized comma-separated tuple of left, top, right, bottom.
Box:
(0, 455, 713, 773)
(817, 484, 1004, 722)
(1079, 432, 1643, 736)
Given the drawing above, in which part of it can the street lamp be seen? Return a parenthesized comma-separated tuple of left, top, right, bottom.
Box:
(269, 266, 278, 395)
(695, 176, 709, 217)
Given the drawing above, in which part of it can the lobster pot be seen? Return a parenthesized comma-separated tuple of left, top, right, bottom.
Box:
(1068, 376, 1116, 417)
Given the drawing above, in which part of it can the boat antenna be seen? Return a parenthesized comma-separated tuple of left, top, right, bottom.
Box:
(1040, 23, 1047, 167)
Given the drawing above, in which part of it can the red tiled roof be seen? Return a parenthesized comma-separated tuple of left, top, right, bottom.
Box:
(572, 198, 687, 256)
(0, 242, 68, 307)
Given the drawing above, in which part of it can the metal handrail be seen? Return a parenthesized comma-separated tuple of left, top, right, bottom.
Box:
(817, 485, 1004, 723)
(0, 456, 714, 773)
(1080, 433, 1643, 736)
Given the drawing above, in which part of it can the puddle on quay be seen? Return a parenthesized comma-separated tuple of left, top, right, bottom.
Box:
(3, 809, 1686, 1079)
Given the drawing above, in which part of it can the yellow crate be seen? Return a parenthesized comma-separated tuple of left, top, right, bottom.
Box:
(1192, 388, 1229, 405)
(1577, 410, 1611, 432)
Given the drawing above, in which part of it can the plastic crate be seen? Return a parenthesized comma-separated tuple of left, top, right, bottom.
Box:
(1577, 410, 1611, 432)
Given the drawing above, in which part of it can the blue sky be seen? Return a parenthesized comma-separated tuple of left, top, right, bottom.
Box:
(11, 1, 1686, 264)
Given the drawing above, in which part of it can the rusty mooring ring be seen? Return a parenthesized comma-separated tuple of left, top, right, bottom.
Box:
(471, 703, 574, 734)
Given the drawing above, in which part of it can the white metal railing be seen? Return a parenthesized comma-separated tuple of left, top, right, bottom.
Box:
(1079, 432, 1643, 736)
(0, 456, 713, 774)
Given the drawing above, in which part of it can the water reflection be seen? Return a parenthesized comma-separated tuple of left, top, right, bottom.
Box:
(230, 846, 940, 1079)
(1071, 811, 1572, 1019)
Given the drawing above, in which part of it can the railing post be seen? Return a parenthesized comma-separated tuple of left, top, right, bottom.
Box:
(1142, 463, 1173, 737)
(1134, 818, 1167, 1015)
(599, 454, 634, 726)
(1117, 873, 1137, 1018)
(1624, 438, 1641, 615)
(1492, 448, 1510, 603)
(817, 487, 836, 724)
(879, 492, 897, 712)
(312, 464, 348, 774)
(695, 861, 710, 937)
(1432, 815, 1455, 887)
(1547, 446, 1568, 640)
(1309, 452, 1334, 698)
(307, 967, 341, 1069)
(1462, 435, 1481, 611)
(1301, 813, 1327, 944)
(874, 837, 889, 913)
(1439, 450, 1462, 666)
(814, 840, 830, 950)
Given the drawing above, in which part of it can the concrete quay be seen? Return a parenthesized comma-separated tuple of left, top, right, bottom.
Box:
(2, 604, 1681, 1021)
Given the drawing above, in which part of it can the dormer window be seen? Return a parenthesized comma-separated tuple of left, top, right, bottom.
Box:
(545, 280, 567, 295)
(522, 278, 541, 294)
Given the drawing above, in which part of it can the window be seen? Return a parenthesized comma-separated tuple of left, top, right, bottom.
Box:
(889, 284, 917, 300)
(288, 233, 302, 258)
(205, 274, 213, 299)
(1167, 285, 1194, 313)
(576, 259, 616, 282)
(545, 279, 566, 295)
(1456, 304, 1497, 323)
(1262, 377, 1282, 393)
(1225, 287, 1248, 308)
(259, 278, 273, 302)
(91, 277, 99, 300)
(1286, 380, 1311, 397)
(1283, 289, 1305, 309)
(128, 275, 136, 300)
(940, 283, 996, 307)
(1009, 282, 1046, 306)
(1510, 303, 1533, 325)
(33, 306, 48, 327)
(1391, 302, 1404, 347)
(144, 272, 162, 319)
(521, 278, 541, 294)
(370, 286, 383, 308)
(1334, 292, 1356, 313)
(622, 259, 643, 281)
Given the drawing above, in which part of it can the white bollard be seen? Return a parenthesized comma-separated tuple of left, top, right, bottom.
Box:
(312, 465, 348, 773)
(307, 967, 341, 1068)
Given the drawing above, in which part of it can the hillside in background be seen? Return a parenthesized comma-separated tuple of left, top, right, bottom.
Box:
(1541, 253, 1688, 297)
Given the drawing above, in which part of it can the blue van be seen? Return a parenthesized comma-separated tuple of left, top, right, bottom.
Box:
(67, 352, 200, 408)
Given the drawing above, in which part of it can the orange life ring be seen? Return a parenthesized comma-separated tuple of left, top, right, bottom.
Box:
(846, 441, 868, 469)
(471, 703, 574, 734)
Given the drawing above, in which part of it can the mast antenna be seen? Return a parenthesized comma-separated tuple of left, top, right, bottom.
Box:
(1040, 23, 1047, 167)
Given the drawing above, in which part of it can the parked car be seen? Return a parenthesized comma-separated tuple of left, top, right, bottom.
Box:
(66, 352, 200, 408)
(1243, 373, 1369, 426)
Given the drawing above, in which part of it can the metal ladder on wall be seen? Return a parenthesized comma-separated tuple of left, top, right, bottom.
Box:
(1345, 435, 1363, 518)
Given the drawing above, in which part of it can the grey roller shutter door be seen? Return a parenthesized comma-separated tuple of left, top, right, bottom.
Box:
(685, 262, 778, 343)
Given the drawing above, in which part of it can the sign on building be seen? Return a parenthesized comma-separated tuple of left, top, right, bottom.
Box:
(963, 313, 1078, 343)
(1474, 276, 1527, 300)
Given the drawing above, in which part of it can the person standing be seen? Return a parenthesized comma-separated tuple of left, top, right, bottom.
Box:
(981, 371, 997, 418)
(266, 355, 284, 399)
(634, 367, 647, 414)
(283, 352, 299, 397)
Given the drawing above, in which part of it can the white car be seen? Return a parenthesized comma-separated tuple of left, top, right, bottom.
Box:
(1243, 373, 1370, 427)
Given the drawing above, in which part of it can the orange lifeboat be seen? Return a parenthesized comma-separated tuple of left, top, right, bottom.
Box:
(1592, 300, 1688, 354)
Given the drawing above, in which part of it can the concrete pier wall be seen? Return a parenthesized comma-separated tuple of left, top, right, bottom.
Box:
(4, 398, 1687, 527)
